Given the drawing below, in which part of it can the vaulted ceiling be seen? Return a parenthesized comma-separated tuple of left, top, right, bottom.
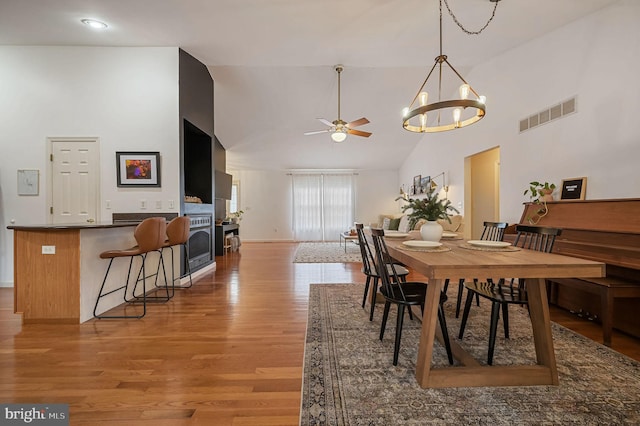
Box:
(1, 0, 619, 170)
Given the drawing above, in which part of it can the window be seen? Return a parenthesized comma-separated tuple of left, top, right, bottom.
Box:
(229, 182, 239, 213)
(292, 173, 355, 241)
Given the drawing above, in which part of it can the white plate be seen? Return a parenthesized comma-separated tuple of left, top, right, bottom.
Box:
(467, 240, 512, 248)
(403, 240, 442, 248)
(384, 232, 409, 238)
(441, 231, 458, 238)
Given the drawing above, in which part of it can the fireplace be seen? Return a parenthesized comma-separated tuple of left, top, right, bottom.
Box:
(187, 214, 213, 272)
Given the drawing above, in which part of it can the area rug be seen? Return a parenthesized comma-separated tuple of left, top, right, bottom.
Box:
(293, 242, 362, 263)
(301, 283, 640, 425)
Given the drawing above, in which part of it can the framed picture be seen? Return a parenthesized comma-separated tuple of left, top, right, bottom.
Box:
(17, 169, 39, 195)
(420, 175, 431, 193)
(116, 152, 161, 187)
(560, 177, 587, 200)
(413, 175, 422, 195)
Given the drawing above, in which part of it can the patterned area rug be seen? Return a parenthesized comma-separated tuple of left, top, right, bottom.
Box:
(293, 242, 362, 263)
(301, 283, 640, 425)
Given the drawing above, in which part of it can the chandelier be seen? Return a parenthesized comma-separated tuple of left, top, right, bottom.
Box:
(402, 0, 500, 133)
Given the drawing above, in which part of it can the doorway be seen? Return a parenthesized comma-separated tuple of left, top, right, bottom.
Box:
(465, 147, 500, 239)
(47, 137, 100, 224)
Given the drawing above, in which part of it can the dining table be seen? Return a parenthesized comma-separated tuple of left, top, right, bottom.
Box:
(383, 230, 605, 389)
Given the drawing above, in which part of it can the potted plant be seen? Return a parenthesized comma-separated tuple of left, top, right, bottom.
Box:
(524, 181, 556, 203)
(523, 181, 556, 224)
(395, 186, 459, 241)
(228, 210, 244, 224)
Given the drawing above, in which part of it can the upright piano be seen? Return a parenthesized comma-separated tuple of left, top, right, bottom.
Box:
(509, 199, 640, 345)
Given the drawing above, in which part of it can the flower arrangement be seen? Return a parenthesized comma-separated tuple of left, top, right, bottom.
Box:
(395, 186, 459, 229)
(228, 210, 244, 223)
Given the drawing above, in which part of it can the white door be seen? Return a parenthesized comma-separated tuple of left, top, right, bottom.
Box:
(49, 138, 100, 224)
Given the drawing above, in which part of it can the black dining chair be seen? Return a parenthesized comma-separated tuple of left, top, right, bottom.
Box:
(451, 221, 509, 318)
(370, 228, 453, 366)
(355, 223, 409, 321)
(458, 224, 562, 365)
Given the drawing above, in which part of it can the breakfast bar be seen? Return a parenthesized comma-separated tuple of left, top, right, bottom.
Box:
(8, 222, 166, 323)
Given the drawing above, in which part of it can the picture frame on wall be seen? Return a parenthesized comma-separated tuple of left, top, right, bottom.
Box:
(420, 176, 431, 193)
(560, 177, 587, 200)
(413, 175, 422, 195)
(116, 152, 161, 187)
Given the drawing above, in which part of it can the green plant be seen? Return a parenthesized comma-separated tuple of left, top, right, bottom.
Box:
(228, 210, 244, 221)
(395, 186, 459, 229)
(523, 181, 556, 203)
(523, 181, 556, 224)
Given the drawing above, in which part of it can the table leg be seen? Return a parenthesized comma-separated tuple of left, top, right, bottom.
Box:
(526, 278, 559, 385)
(415, 278, 443, 386)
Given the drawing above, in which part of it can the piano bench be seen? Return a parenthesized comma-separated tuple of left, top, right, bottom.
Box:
(549, 277, 640, 346)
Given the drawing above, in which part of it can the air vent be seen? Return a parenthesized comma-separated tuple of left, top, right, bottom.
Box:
(519, 96, 577, 133)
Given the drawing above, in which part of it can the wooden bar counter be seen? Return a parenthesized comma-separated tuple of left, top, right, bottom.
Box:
(7, 222, 153, 324)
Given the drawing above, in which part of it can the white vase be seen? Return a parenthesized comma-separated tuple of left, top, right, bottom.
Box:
(420, 220, 443, 241)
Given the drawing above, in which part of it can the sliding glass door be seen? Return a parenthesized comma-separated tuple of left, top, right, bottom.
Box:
(292, 173, 355, 241)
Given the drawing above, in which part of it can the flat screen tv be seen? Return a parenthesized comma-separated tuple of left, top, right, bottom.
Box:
(215, 171, 233, 200)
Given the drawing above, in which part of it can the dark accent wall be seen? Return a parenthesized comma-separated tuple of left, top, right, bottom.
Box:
(179, 48, 214, 215)
(178, 48, 215, 271)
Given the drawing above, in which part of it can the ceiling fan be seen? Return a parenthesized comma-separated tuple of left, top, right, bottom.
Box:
(304, 65, 372, 143)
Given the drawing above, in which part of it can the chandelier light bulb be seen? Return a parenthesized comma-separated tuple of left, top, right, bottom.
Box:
(459, 84, 470, 100)
(402, 107, 410, 117)
(453, 108, 462, 126)
(479, 95, 486, 104)
(420, 113, 428, 131)
(419, 92, 429, 107)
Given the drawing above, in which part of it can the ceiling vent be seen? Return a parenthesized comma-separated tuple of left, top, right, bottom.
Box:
(519, 96, 577, 133)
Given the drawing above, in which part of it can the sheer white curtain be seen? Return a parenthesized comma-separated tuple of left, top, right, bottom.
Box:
(292, 173, 355, 241)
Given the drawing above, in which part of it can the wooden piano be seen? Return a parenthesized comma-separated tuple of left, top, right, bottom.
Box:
(509, 198, 640, 346)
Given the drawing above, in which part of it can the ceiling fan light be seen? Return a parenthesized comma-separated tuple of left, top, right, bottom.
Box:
(331, 129, 347, 143)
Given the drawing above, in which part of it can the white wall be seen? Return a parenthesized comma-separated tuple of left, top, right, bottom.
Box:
(0, 46, 180, 286)
(400, 0, 640, 226)
(228, 169, 400, 241)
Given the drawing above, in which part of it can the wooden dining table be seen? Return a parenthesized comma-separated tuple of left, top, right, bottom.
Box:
(383, 231, 605, 389)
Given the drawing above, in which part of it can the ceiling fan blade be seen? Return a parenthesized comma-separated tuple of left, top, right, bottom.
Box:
(317, 118, 334, 127)
(304, 129, 330, 136)
(346, 117, 370, 128)
(347, 128, 372, 138)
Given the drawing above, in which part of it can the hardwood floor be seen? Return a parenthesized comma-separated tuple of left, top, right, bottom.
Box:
(1, 242, 639, 425)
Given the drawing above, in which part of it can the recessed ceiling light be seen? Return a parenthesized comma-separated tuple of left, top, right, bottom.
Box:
(81, 19, 108, 29)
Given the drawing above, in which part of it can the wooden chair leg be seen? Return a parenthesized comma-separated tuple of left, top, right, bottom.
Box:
(393, 305, 405, 366)
(458, 289, 475, 339)
(488, 301, 501, 365)
(369, 277, 379, 321)
(502, 303, 510, 339)
(379, 301, 391, 340)
(362, 276, 371, 308)
(438, 304, 454, 365)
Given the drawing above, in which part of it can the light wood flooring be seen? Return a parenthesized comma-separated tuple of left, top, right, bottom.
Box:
(1, 242, 639, 425)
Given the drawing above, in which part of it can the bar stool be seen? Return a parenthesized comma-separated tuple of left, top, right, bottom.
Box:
(93, 217, 167, 319)
(159, 216, 193, 290)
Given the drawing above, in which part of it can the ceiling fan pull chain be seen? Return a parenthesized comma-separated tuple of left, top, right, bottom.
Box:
(442, 0, 500, 35)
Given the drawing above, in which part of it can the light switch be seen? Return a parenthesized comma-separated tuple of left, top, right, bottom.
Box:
(42, 245, 56, 254)
(140, 199, 147, 209)
(155, 200, 162, 209)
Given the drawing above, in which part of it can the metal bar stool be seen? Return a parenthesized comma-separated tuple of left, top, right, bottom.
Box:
(158, 216, 193, 291)
(93, 217, 167, 319)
